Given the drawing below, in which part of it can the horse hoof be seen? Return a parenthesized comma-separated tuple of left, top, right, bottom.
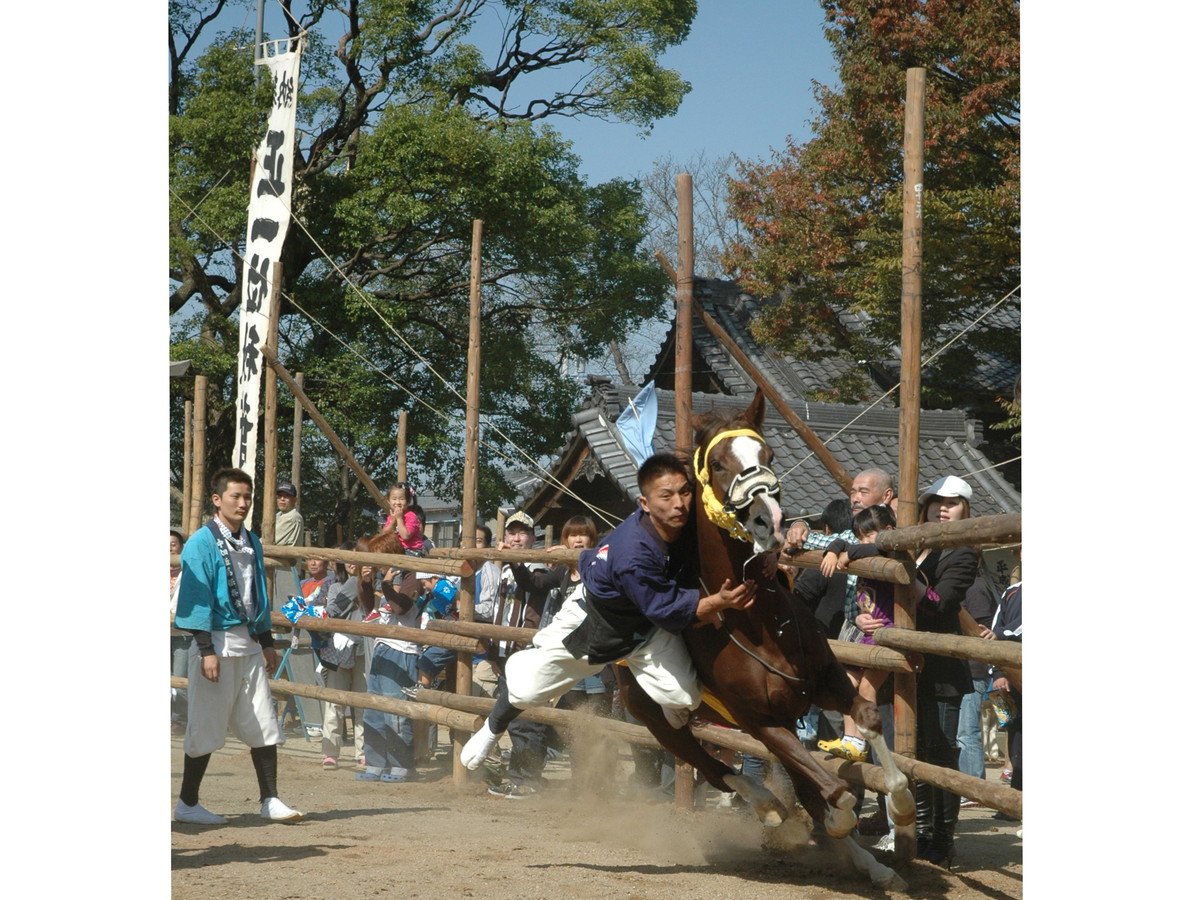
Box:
(874, 871, 908, 892)
(725, 774, 788, 827)
(824, 791, 857, 839)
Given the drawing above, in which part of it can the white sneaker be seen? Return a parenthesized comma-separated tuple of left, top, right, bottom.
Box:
(260, 797, 304, 821)
(174, 800, 227, 825)
(460, 723, 500, 770)
(662, 706, 691, 730)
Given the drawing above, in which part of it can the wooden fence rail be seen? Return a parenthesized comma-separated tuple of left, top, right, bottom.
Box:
(168, 675, 1020, 819)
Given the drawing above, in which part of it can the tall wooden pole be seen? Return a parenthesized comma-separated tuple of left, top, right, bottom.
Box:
(898, 68, 926, 529)
(673, 172, 696, 811)
(188, 375, 208, 534)
(893, 67, 926, 863)
(181, 399, 193, 532)
(260, 262, 283, 541)
(291, 373, 304, 488)
(674, 173, 694, 460)
(456, 219, 485, 784)
(658, 246, 852, 496)
(397, 410, 408, 484)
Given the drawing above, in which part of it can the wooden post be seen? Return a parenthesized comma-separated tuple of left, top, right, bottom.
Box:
(674, 173, 694, 462)
(260, 261, 283, 542)
(337, 462, 349, 547)
(898, 67, 926, 529)
(673, 172, 696, 810)
(456, 218, 485, 784)
(291, 372, 303, 488)
(181, 399, 193, 533)
(691, 287, 853, 495)
(892, 66, 926, 864)
(262, 347, 388, 510)
(397, 410, 408, 483)
(188, 375, 208, 534)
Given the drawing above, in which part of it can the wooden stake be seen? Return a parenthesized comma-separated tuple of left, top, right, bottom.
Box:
(674, 173, 694, 460)
(397, 410, 408, 483)
(455, 219, 485, 784)
(898, 67, 927, 529)
(673, 172, 696, 811)
(182, 399, 193, 533)
(189, 375, 208, 534)
(892, 67, 927, 864)
(461, 219, 484, 606)
(291, 372, 303, 488)
(262, 346, 388, 509)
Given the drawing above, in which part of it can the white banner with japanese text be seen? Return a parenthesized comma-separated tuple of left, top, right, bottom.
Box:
(232, 37, 305, 512)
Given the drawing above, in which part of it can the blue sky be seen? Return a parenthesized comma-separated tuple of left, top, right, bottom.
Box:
(224, 0, 839, 185)
(548, 1, 837, 183)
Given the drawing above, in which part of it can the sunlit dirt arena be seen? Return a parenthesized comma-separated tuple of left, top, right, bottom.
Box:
(171, 727, 1021, 899)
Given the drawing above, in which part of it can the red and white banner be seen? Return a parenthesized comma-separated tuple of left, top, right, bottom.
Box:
(233, 36, 305, 508)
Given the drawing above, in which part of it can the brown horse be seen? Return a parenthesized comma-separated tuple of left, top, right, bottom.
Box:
(616, 389, 913, 890)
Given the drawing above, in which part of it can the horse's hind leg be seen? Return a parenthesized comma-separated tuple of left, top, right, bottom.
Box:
(617, 669, 787, 825)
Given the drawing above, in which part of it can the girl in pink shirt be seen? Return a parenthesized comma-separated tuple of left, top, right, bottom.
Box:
(379, 482, 425, 552)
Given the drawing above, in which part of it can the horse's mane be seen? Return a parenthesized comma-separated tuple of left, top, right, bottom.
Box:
(367, 530, 401, 556)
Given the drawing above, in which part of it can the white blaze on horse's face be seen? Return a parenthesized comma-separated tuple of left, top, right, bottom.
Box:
(729, 435, 785, 553)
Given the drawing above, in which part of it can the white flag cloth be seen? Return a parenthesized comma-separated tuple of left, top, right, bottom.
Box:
(232, 38, 305, 506)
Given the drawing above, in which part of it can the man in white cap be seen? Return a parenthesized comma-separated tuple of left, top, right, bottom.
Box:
(479, 510, 557, 797)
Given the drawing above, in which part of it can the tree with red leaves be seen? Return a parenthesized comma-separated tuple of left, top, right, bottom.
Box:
(726, 0, 1019, 419)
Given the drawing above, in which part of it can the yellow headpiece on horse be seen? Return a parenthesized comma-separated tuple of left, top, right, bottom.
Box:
(692, 428, 765, 543)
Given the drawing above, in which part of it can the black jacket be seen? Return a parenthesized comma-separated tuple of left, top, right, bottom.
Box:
(914, 546, 976, 699)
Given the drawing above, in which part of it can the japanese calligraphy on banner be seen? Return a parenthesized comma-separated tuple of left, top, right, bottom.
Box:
(232, 37, 305, 502)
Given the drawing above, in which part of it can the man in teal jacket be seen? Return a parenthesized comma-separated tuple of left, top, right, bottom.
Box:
(173, 467, 303, 825)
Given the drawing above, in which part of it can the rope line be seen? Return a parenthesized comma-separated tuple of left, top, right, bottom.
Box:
(168, 183, 621, 530)
(776, 284, 1022, 487)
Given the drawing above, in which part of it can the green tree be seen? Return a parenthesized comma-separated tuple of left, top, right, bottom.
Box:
(169, 1, 690, 534)
(725, 0, 1019, 456)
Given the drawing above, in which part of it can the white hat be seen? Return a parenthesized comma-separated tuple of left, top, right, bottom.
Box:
(918, 475, 973, 509)
(415, 572, 438, 580)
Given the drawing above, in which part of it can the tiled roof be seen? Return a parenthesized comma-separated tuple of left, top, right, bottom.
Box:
(517, 381, 1021, 521)
(647, 279, 890, 404)
(647, 277, 1019, 402)
(515, 275, 1019, 524)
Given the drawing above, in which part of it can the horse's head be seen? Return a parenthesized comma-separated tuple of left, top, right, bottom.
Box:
(692, 390, 786, 554)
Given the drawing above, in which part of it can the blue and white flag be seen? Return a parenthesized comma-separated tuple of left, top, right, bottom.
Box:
(616, 382, 658, 467)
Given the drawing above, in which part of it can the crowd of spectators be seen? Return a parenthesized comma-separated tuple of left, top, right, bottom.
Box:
(172, 468, 1021, 862)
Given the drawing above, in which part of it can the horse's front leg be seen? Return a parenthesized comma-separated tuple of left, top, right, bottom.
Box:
(851, 696, 916, 854)
(618, 669, 787, 825)
(814, 658, 916, 850)
(750, 724, 857, 832)
(752, 723, 907, 892)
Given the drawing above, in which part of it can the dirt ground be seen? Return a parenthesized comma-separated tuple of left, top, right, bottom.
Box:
(170, 721, 1022, 900)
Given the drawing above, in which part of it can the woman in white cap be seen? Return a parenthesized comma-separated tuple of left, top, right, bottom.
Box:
(911, 475, 977, 867)
(855, 474, 976, 867)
